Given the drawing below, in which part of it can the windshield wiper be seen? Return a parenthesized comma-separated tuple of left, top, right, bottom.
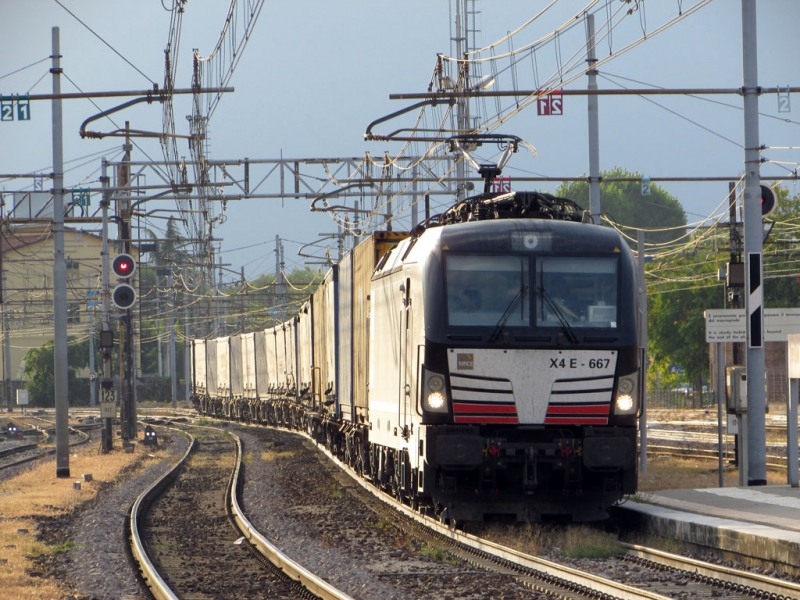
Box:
(536, 286, 579, 345)
(489, 285, 528, 343)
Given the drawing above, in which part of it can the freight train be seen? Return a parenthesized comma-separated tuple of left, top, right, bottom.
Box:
(192, 157, 641, 523)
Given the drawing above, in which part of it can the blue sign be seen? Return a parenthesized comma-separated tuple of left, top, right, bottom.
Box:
(1, 95, 31, 121)
(0, 96, 12, 121)
(16, 96, 30, 121)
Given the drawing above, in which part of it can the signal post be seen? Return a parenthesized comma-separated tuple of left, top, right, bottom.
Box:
(111, 247, 137, 443)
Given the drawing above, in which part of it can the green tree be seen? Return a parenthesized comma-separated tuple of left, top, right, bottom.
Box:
(764, 186, 800, 307)
(556, 167, 687, 244)
(22, 337, 92, 407)
(645, 184, 800, 390)
(648, 276, 723, 391)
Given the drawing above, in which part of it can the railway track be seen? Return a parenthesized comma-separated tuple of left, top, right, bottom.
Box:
(647, 424, 791, 470)
(128, 423, 352, 600)
(0, 423, 95, 473)
(226, 420, 800, 600)
(621, 543, 800, 599)
(343, 453, 800, 599)
(234, 418, 800, 600)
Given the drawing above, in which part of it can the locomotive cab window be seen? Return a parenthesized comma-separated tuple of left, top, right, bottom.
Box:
(446, 255, 529, 327)
(536, 257, 618, 328)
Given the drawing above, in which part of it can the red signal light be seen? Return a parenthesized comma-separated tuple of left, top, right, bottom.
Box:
(112, 254, 136, 278)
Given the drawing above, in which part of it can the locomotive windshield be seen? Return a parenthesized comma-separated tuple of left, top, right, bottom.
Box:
(447, 255, 529, 327)
(536, 257, 618, 328)
(445, 254, 617, 329)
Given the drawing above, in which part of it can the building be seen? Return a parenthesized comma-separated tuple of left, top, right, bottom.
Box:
(0, 223, 138, 402)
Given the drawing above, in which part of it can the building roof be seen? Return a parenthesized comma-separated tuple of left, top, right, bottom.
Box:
(1, 224, 104, 254)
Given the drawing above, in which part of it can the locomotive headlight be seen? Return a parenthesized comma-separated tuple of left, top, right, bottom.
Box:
(423, 370, 449, 413)
(614, 374, 638, 415)
(427, 374, 444, 392)
(616, 393, 635, 413)
(426, 390, 447, 410)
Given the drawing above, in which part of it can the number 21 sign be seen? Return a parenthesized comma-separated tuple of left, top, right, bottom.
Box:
(1, 95, 31, 121)
(537, 90, 563, 116)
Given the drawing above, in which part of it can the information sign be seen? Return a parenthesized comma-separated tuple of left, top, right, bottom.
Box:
(16, 389, 29, 406)
(705, 308, 800, 343)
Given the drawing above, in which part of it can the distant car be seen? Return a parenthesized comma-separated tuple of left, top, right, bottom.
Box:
(672, 384, 693, 396)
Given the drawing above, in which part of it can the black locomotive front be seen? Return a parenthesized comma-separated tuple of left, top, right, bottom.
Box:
(417, 217, 640, 521)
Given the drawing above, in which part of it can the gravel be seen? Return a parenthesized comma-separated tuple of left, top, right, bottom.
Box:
(22, 417, 800, 600)
(28, 429, 191, 600)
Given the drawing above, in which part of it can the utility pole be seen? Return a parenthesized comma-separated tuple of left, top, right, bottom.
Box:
(168, 269, 177, 408)
(741, 0, 767, 486)
(275, 235, 285, 322)
(637, 230, 648, 474)
(52, 27, 70, 478)
(453, 0, 469, 203)
(586, 13, 601, 224)
(88, 275, 96, 407)
(117, 123, 137, 443)
(727, 181, 744, 475)
(100, 159, 114, 452)
(184, 265, 190, 405)
(2, 238, 12, 412)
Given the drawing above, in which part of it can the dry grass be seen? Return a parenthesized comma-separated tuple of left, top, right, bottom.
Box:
(478, 522, 624, 559)
(0, 436, 156, 600)
(639, 456, 742, 491)
(639, 455, 785, 494)
(261, 442, 295, 462)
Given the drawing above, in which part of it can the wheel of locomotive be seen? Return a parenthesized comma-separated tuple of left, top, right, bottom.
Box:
(354, 436, 366, 476)
(409, 471, 420, 511)
(347, 435, 357, 469)
(437, 506, 459, 531)
(391, 454, 405, 504)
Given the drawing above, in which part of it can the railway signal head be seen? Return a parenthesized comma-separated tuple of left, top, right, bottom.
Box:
(760, 184, 777, 218)
(111, 253, 137, 309)
(112, 253, 136, 279)
(112, 283, 137, 309)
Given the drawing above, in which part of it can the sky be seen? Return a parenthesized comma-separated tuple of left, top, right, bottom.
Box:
(1, 0, 799, 283)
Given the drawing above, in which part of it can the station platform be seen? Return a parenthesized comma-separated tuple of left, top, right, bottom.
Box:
(614, 485, 800, 575)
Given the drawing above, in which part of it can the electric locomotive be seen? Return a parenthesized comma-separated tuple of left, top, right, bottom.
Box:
(365, 182, 640, 522)
(191, 145, 641, 523)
